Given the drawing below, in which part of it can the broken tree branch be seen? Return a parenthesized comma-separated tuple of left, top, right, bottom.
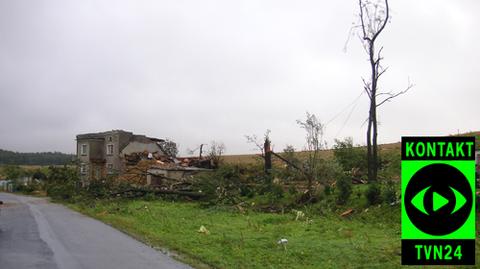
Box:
(376, 81, 414, 107)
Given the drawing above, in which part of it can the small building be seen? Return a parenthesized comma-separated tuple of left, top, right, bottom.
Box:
(0, 180, 14, 192)
(76, 130, 173, 181)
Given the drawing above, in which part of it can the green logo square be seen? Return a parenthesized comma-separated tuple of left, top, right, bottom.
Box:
(401, 160, 475, 240)
(401, 137, 476, 265)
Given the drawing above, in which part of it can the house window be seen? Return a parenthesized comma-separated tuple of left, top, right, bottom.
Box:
(107, 163, 114, 174)
(80, 144, 88, 156)
(108, 136, 113, 142)
(80, 164, 87, 175)
(107, 144, 114, 155)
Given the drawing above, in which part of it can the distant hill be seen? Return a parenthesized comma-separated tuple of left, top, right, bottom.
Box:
(0, 149, 75, 165)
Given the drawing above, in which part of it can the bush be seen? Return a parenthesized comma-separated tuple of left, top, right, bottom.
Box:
(280, 145, 302, 181)
(46, 180, 78, 200)
(268, 184, 285, 200)
(45, 166, 81, 201)
(193, 164, 244, 204)
(378, 150, 401, 180)
(32, 170, 47, 181)
(336, 175, 352, 205)
(333, 138, 367, 174)
(16, 183, 37, 193)
(315, 158, 344, 185)
(2, 165, 28, 179)
(86, 178, 115, 198)
(365, 183, 382, 205)
(144, 192, 157, 201)
(324, 185, 332, 196)
(288, 185, 298, 195)
(382, 180, 398, 204)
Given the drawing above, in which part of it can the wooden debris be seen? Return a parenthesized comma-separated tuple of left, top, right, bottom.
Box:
(340, 208, 354, 217)
(351, 177, 367, 184)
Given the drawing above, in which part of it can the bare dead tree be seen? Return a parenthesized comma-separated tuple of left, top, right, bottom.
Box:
(207, 141, 226, 168)
(199, 143, 205, 159)
(245, 130, 274, 175)
(186, 143, 206, 158)
(297, 112, 326, 195)
(245, 129, 271, 158)
(354, 0, 413, 182)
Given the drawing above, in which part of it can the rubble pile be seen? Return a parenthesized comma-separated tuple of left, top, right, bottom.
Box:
(118, 151, 213, 186)
(176, 157, 214, 169)
(116, 159, 157, 185)
(124, 151, 172, 166)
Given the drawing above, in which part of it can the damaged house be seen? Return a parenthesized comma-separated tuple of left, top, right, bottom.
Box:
(76, 130, 171, 180)
(76, 130, 211, 186)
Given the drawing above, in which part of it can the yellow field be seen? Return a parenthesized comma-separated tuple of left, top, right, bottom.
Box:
(222, 131, 480, 165)
(222, 142, 399, 165)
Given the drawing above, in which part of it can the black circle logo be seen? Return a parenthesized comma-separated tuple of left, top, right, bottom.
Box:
(404, 163, 472, 235)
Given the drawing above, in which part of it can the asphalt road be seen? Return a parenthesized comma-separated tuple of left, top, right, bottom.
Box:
(0, 192, 192, 269)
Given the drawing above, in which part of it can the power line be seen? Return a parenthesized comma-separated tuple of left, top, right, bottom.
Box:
(335, 95, 362, 138)
(325, 90, 364, 127)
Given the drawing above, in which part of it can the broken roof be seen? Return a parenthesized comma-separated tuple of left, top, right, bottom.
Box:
(76, 130, 164, 143)
(76, 130, 132, 140)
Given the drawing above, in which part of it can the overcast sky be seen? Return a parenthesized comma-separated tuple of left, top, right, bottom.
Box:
(0, 0, 478, 155)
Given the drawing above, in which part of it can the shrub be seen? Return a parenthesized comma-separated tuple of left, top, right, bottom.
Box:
(86, 178, 114, 198)
(382, 179, 398, 204)
(280, 145, 302, 181)
(333, 138, 367, 174)
(16, 183, 37, 193)
(32, 170, 47, 180)
(269, 184, 285, 200)
(144, 192, 157, 201)
(46, 180, 78, 200)
(378, 150, 401, 180)
(2, 165, 28, 179)
(336, 175, 352, 205)
(45, 166, 81, 201)
(315, 158, 344, 185)
(288, 185, 298, 195)
(365, 183, 382, 205)
(193, 164, 244, 204)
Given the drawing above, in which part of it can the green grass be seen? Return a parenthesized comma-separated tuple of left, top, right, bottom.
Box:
(66, 197, 480, 269)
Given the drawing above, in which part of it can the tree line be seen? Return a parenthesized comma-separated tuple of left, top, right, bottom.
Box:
(0, 149, 74, 165)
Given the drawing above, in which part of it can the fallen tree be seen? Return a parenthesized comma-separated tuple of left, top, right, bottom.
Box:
(110, 187, 205, 199)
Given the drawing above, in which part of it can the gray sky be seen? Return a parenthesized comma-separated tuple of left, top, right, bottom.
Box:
(0, 0, 478, 155)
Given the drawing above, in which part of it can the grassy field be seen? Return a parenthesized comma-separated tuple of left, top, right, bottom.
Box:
(68, 197, 480, 269)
